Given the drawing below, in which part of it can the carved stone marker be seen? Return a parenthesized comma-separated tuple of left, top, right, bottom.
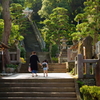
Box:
(78, 36, 93, 59)
(95, 41, 100, 59)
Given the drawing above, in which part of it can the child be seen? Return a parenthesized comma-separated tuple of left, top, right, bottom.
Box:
(42, 60, 49, 77)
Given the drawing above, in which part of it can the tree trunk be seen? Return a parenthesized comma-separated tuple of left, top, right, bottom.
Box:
(2, 0, 11, 65)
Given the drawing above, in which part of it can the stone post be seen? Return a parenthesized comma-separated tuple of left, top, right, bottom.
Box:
(95, 59, 100, 86)
(77, 54, 83, 78)
(67, 48, 71, 61)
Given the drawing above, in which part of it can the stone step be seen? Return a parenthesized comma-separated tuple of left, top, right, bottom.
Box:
(0, 97, 77, 100)
(0, 78, 77, 100)
(0, 79, 74, 82)
(38, 63, 66, 73)
(0, 92, 76, 97)
(38, 70, 67, 73)
(0, 82, 75, 87)
(0, 87, 75, 92)
(48, 64, 66, 68)
(20, 63, 67, 73)
(38, 68, 67, 73)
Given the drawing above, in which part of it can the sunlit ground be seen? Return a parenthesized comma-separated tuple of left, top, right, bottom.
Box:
(1, 73, 73, 79)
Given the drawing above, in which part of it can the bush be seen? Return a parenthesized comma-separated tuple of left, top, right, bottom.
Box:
(70, 68, 75, 75)
(77, 80, 84, 88)
(51, 57, 58, 63)
(20, 57, 26, 64)
(19, 46, 26, 59)
(80, 85, 100, 100)
(51, 44, 58, 57)
(6, 64, 18, 69)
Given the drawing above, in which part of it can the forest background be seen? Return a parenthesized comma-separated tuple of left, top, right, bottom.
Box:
(0, 0, 100, 64)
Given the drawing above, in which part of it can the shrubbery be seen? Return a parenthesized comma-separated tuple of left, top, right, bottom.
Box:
(80, 85, 100, 100)
(51, 57, 58, 63)
(20, 57, 26, 64)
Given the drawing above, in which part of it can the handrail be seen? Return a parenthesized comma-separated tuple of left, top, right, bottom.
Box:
(75, 54, 98, 78)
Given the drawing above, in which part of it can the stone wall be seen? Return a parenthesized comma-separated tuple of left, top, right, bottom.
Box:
(37, 52, 51, 63)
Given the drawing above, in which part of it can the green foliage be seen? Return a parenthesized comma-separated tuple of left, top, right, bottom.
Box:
(0, 19, 24, 45)
(38, 0, 71, 18)
(51, 57, 58, 63)
(24, 0, 42, 21)
(9, 23, 24, 46)
(6, 64, 18, 69)
(80, 85, 100, 100)
(10, 3, 24, 24)
(19, 45, 26, 59)
(72, 0, 100, 43)
(70, 68, 75, 75)
(51, 44, 58, 57)
(42, 48, 49, 52)
(11, 0, 24, 6)
(0, 19, 4, 41)
(41, 7, 75, 45)
(77, 80, 84, 88)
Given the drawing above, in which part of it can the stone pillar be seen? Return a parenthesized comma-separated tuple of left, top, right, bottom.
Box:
(95, 59, 100, 86)
(77, 54, 83, 78)
(83, 36, 93, 59)
(67, 48, 71, 61)
(95, 41, 100, 59)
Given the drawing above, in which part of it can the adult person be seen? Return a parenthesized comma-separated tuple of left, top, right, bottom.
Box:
(29, 51, 40, 77)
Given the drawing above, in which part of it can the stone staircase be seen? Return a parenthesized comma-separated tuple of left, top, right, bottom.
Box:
(20, 51, 67, 73)
(20, 63, 67, 73)
(20, 52, 51, 73)
(39, 63, 67, 73)
(0, 78, 78, 100)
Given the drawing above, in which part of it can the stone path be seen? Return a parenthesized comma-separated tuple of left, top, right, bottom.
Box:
(1, 73, 73, 79)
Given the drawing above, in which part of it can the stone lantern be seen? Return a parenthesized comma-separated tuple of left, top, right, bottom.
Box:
(60, 38, 67, 50)
(58, 38, 67, 63)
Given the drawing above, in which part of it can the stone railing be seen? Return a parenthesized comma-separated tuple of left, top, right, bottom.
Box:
(9, 50, 20, 64)
(75, 54, 98, 78)
(67, 48, 77, 62)
(0, 49, 21, 72)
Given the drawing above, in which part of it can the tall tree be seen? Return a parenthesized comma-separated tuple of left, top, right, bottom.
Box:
(2, 0, 11, 66)
(38, 0, 71, 19)
(72, 0, 100, 45)
(42, 7, 75, 47)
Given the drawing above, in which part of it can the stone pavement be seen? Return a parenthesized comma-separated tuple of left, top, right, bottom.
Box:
(1, 73, 73, 79)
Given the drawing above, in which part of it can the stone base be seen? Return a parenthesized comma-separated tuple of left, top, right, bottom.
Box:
(58, 57, 67, 63)
(66, 61, 75, 72)
(5, 68, 15, 73)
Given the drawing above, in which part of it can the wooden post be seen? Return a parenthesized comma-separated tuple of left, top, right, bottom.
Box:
(95, 59, 100, 86)
(77, 54, 83, 78)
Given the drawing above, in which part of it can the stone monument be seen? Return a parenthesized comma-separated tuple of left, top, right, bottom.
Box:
(58, 38, 67, 63)
(95, 41, 100, 59)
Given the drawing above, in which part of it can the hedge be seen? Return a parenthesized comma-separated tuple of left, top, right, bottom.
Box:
(80, 85, 100, 100)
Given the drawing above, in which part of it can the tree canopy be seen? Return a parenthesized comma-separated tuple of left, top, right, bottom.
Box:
(41, 7, 75, 45)
(1, 0, 99, 56)
(72, 0, 100, 45)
